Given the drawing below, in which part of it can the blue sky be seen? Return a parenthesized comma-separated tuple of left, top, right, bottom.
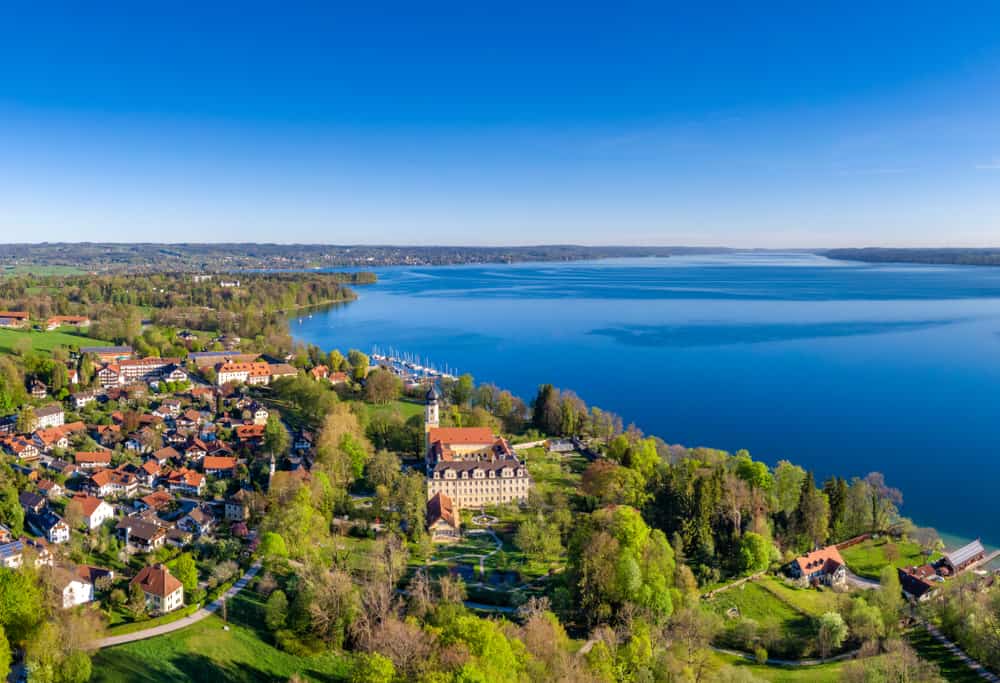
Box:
(2, 3, 1000, 247)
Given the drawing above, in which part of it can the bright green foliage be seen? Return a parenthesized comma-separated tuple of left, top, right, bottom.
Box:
(259, 532, 289, 560)
(736, 532, 771, 574)
(0, 626, 10, 680)
(0, 487, 23, 537)
(169, 553, 199, 596)
(0, 567, 44, 643)
(514, 513, 563, 562)
(440, 615, 528, 683)
(817, 611, 849, 657)
(347, 349, 369, 381)
(450, 373, 474, 406)
(569, 505, 675, 625)
(350, 652, 395, 683)
(264, 590, 288, 631)
(734, 451, 772, 490)
(264, 413, 290, 455)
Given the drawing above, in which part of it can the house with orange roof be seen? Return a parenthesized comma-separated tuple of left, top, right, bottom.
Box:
(131, 564, 184, 614)
(74, 451, 112, 469)
(788, 545, 847, 587)
(427, 492, 461, 543)
(166, 468, 205, 496)
(0, 311, 29, 328)
(45, 315, 91, 331)
(203, 456, 237, 478)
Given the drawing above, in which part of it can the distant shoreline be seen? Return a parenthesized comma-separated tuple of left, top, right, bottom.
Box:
(825, 247, 1000, 267)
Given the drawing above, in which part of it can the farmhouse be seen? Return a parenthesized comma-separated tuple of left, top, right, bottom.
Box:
(45, 315, 91, 330)
(788, 545, 847, 586)
(942, 539, 986, 574)
(898, 565, 939, 601)
(0, 311, 29, 328)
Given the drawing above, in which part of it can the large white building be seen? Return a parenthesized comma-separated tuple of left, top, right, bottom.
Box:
(423, 387, 531, 508)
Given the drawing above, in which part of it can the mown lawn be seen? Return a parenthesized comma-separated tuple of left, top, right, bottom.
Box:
(705, 581, 817, 658)
(840, 537, 940, 580)
(1, 264, 84, 276)
(712, 650, 851, 682)
(906, 626, 984, 682)
(756, 576, 842, 616)
(0, 327, 109, 355)
(521, 447, 588, 497)
(364, 398, 424, 422)
(90, 591, 350, 683)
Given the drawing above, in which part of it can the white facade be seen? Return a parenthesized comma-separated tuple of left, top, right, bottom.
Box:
(62, 579, 95, 609)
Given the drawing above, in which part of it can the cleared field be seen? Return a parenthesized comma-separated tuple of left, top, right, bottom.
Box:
(90, 590, 349, 683)
(840, 537, 941, 580)
(706, 580, 817, 658)
(0, 328, 109, 355)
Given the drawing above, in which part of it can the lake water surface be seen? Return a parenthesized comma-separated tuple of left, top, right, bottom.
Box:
(292, 253, 1000, 548)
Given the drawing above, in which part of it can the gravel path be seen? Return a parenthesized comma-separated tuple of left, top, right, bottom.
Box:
(920, 620, 1000, 682)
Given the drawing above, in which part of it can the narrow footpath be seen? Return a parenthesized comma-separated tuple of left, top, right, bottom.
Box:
(92, 561, 261, 649)
(920, 620, 1000, 682)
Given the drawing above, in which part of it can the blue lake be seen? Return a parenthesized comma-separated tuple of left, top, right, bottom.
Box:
(291, 253, 1000, 548)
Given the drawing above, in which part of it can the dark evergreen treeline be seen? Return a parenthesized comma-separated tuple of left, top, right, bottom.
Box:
(827, 247, 1000, 266)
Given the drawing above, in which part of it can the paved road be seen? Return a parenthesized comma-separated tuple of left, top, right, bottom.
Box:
(92, 561, 261, 649)
(845, 569, 881, 590)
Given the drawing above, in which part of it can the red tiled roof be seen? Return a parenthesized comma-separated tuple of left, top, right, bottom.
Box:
(427, 427, 496, 446)
(203, 456, 236, 471)
(427, 491, 458, 528)
(794, 545, 845, 574)
(235, 424, 266, 439)
(130, 564, 182, 598)
(71, 494, 107, 518)
(75, 451, 112, 465)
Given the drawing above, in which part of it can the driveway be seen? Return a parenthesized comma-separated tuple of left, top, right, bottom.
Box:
(92, 561, 261, 649)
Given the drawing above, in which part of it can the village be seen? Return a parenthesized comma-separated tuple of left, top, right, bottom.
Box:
(0, 306, 999, 682)
(0, 312, 541, 631)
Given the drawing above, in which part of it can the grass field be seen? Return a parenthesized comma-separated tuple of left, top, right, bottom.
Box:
(712, 651, 851, 682)
(840, 537, 940, 580)
(1, 264, 84, 276)
(706, 580, 817, 658)
(90, 591, 349, 683)
(756, 576, 842, 615)
(364, 398, 424, 422)
(0, 327, 109, 355)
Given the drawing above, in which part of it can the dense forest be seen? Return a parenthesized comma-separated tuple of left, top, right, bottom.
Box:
(826, 247, 1000, 266)
(0, 272, 372, 350)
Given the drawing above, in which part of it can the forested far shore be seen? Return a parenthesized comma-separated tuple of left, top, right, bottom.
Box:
(0, 243, 734, 273)
(826, 247, 1000, 266)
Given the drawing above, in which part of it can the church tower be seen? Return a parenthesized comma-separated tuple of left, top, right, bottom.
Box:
(425, 384, 440, 459)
